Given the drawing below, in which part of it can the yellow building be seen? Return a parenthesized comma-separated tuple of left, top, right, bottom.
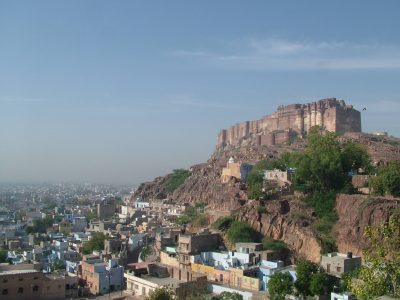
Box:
(221, 157, 252, 183)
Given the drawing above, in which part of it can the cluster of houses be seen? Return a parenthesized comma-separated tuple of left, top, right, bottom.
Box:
(0, 169, 367, 300)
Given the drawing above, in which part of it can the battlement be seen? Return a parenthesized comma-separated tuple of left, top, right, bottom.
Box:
(217, 98, 361, 149)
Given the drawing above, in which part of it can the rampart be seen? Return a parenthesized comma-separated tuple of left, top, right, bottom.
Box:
(217, 98, 361, 149)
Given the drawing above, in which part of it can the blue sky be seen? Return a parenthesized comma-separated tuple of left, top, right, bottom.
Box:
(1, 1, 400, 184)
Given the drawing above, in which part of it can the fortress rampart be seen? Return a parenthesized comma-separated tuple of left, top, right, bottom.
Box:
(217, 98, 361, 149)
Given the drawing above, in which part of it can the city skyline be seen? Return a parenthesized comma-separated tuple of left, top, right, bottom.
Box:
(1, 1, 400, 184)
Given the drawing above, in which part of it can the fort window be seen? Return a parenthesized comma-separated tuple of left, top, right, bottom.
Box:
(2, 279, 7, 283)
(19, 278, 23, 281)
(2, 289, 8, 295)
(32, 285, 39, 292)
(18, 287, 23, 293)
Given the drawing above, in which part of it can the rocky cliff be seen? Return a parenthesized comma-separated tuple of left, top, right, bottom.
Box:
(334, 194, 400, 256)
(132, 130, 400, 262)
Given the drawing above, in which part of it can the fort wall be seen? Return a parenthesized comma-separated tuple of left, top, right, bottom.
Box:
(217, 98, 361, 148)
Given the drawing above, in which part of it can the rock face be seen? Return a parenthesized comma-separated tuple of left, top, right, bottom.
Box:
(237, 198, 322, 262)
(132, 121, 400, 262)
(334, 194, 400, 256)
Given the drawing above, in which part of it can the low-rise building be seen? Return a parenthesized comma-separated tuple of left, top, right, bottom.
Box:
(0, 263, 73, 300)
(124, 263, 207, 298)
(320, 252, 361, 277)
(80, 257, 124, 295)
(221, 157, 252, 183)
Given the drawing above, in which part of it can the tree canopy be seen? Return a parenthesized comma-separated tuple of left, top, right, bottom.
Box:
(145, 287, 175, 300)
(226, 221, 260, 244)
(268, 272, 293, 300)
(349, 209, 400, 299)
(82, 232, 106, 254)
(370, 161, 400, 197)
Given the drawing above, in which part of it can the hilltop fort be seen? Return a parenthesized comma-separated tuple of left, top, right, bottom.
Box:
(217, 98, 361, 149)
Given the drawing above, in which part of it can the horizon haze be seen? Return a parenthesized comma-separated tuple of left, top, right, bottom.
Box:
(1, 1, 400, 184)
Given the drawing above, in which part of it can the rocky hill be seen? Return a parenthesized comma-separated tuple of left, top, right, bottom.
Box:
(133, 129, 400, 262)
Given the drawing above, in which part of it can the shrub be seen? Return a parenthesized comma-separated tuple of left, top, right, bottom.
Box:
(227, 221, 260, 244)
(164, 169, 191, 193)
(262, 238, 288, 251)
(212, 216, 234, 230)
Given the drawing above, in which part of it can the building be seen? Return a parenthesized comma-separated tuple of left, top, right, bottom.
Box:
(97, 198, 117, 220)
(221, 157, 252, 183)
(217, 98, 362, 149)
(0, 263, 74, 300)
(177, 230, 221, 269)
(320, 252, 361, 277)
(264, 169, 292, 185)
(124, 262, 207, 298)
(80, 257, 124, 295)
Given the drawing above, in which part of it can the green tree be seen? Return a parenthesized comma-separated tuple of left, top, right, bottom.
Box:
(268, 272, 293, 300)
(349, 210, 400, 299)
(370, 161, 400, 197)
(140, 245, 153, 262)
(294, 260, 319, 298)
(0, 249, 7, 263)
(146, 286, 175, 300)
(218, 291, 243, 300)
(227, 221, 260, 244)
(310, 272, 327, 296)
(82, 233, 106, 254)
(85, 211, 97, 222)
(212, 216, 234, 231)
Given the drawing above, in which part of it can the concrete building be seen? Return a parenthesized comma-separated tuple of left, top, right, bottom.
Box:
(221, 157, 252, 183)
(264, 169, 292, 185)
(80, 257, 124, 295)
(97, 198, 117, 220)
(124, 263, 207, 298)
(320, 252, 361, 277)
(0, 263, 74, 300)
(177, 230, 221, 269)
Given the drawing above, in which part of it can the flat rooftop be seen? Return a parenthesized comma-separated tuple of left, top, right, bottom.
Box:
(0, 270, 40, 276)
(137, 274, 183, 287)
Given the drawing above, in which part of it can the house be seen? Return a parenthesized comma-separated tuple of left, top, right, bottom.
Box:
(177, 229, 221, 269)
(0, 263, 74, 300)
(221, 157, 252, 183)
(264, 169, 292, 186)
(124, 262, 207, 298)
(80, 257, 124, 295)
(320, 252, 361, 277)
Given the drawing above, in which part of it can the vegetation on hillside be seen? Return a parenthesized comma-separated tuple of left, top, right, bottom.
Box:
(212, 216, 234, 230)
(262, 237, 288, 252)
(0, 249, 7, 263)
(370, 161, 400, 197)
(348, 209, 400, 299)
(164, 169, 191, 193)
(176, 203, 208, 227)
(247, 159, 286, 200)
(226, 221, 261, 244)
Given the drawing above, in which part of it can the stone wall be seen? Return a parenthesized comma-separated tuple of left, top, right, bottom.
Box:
(217, 98, 361, 149)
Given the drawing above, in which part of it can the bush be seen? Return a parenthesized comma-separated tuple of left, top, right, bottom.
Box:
(262, 238, 288, 251)
(164, 169, 191, 193)
(83, 233, 106, 254)
(370, 161, 400, 196)
(227, 221, 261, 244)
(212, 216, 234, 230)
(257, 206, 267, 214)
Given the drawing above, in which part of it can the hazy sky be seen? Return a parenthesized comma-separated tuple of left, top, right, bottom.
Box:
(1, 1, 400, 184)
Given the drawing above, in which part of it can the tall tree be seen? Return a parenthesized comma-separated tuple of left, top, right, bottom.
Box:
(350, 210, 400, 299)
(268, 272, 293, 300)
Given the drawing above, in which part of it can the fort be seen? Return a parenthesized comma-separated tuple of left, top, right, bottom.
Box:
(217, 98, 361, 149)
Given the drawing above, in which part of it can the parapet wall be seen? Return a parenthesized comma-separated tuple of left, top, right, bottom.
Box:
(217, 98, 361, 149)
